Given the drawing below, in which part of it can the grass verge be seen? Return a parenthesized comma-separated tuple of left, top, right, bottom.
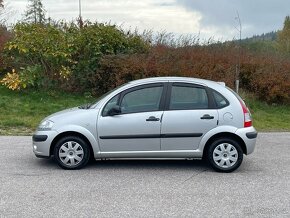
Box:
(0, 86, 94, 135)
(0, 86, 289, 135)
(241, 92, 290, 131)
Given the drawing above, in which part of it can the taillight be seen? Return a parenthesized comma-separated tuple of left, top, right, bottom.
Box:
(239, 100, 252, 127)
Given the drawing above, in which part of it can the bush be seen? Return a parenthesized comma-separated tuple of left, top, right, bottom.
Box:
(1, 21, 289, 103)
(66, 22, 149, 92)
(1, 22, 149, 91)
(0, 25, 11, 75)
(237, 51, 290, 103)
(2, 23, 71, 89)
(96, 45, 290, 103)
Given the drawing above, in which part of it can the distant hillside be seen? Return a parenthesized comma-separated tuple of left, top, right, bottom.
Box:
(243, 31, 278, 42)
(230, 31, 280, 53)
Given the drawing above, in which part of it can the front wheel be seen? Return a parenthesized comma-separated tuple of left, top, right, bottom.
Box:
(207, 138, 243, 173)
(54, 136, 90, 170)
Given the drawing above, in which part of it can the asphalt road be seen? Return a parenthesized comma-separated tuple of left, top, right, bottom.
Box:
(0, 133, 290, 217)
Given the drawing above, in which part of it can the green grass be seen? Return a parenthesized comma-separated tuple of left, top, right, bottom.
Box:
(241, 92, 290, 131)
(0, 86, 289, 135)
(0, 86, 94, 135)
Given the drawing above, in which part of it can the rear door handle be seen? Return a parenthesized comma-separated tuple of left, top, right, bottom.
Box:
(146, 116, 160, 121)
(200, 114, 214, 120)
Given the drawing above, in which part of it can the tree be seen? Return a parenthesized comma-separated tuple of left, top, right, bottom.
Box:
(0, 0, 5, 25)
(24, 0, 46, 24)
(277, 16, 290, 53)
(0, 0, 4, 18)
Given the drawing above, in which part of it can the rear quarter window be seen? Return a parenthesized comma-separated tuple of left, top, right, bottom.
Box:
(212, 90, 229, 108)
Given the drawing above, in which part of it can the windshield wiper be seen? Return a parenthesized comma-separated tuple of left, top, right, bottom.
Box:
(78, 103, 93, 109)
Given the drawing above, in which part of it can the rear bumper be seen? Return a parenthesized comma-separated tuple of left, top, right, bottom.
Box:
(235, 127, 257, 155)
(246, 131, 258, 139)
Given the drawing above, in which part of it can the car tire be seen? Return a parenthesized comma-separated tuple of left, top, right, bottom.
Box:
(207, 138, 243, 173)
(54, 136, 90, 170)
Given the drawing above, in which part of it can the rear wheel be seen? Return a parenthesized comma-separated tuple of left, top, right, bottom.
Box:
(207, 138, 243, 173)
(54, 136, 90, 170)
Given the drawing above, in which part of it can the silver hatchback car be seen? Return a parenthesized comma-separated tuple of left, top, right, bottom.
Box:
(33, 77, 257, 172)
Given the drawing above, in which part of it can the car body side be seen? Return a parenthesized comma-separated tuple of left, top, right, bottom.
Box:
(32, 77, 257, 160)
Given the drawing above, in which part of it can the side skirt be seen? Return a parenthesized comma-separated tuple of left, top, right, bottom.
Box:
(98, 150, 203, 158)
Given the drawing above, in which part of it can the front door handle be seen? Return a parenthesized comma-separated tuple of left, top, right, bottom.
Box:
(200, 114, 214, 120)
(146, 116, 160, 121)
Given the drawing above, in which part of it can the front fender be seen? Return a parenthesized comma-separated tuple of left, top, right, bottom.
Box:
(198, 125, 238, 155)
(56, 125, 101, 158)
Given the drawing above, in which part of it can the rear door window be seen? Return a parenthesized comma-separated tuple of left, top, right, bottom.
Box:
(169, 85, 209, 110)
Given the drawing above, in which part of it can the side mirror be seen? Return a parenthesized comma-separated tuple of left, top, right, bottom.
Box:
(107, 105, 121, 116)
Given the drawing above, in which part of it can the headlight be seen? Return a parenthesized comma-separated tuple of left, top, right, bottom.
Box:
(38, 120, 54, 131)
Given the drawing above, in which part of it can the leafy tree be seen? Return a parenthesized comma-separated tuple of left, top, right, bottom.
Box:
(0, 0, 4, 21)
(277, 16, 290, 53)
(24, 0, 46, 24)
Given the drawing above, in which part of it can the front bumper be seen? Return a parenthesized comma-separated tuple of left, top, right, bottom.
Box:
(32, 130, 58, 158)
(235, 126, 258, 155)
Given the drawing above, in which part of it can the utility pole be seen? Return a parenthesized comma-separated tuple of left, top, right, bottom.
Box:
(78, 0, 83, 28)
(79, 0, 82, 18)
(235, 11, 242, 93)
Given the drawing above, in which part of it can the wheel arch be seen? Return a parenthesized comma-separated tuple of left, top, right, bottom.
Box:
(50, 131, 95, 159)
(202, 132, 247, 159)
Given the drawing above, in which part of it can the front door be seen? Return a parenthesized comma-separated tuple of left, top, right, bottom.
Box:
(98, 84, 165, 152)
(161, 83, 218, 150)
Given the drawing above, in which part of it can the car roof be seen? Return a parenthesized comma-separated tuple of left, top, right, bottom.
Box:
(129, 77, 223, 87)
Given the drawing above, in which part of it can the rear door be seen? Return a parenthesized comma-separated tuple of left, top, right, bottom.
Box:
(161, 83, 218, 150)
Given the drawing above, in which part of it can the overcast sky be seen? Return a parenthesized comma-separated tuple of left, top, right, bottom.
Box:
(4, 0, 289, 40)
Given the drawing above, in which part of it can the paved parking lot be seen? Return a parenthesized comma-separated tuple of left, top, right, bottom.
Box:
(0, 133, 290, 217)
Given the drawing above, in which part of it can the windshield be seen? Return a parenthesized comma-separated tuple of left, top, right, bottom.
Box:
(86, 83, 128, 109)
